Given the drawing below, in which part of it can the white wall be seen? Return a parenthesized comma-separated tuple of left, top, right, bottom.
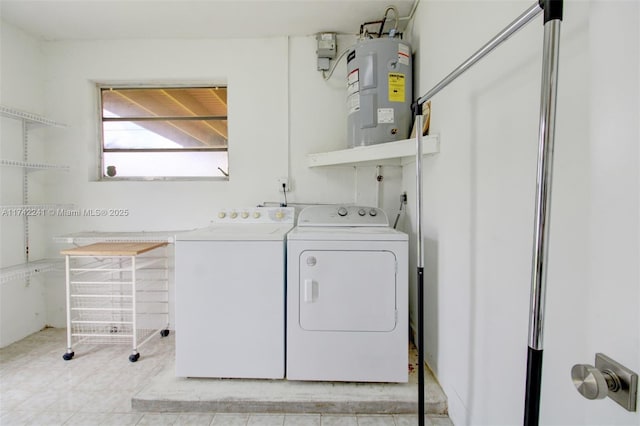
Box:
(41, 37, 291, 235)
(408, 1, 639, 425)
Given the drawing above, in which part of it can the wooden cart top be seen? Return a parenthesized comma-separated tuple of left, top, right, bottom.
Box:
(60, 242, 168, 256)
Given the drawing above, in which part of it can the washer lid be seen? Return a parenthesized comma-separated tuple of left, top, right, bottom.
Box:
(287, 226, 407, 241)
(176, 223, 294, 241)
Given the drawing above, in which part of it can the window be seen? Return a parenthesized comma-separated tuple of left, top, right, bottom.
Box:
(99, 86, 228, 179)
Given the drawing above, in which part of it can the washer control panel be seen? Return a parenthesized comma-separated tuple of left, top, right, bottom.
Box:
(297, 205, 388, 227)
(212, 207, 295, 224)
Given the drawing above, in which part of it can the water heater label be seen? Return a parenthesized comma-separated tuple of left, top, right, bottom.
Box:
(377, 108, 394, 124)
(347, 93, 360, 115)
(347, 69, 359, 95)
(388, 73, 405, 102)
(398, 43, 410, 66)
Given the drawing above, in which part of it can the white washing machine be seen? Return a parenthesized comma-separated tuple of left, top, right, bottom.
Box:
(175, 207, 295, 379)
(286, 205, 408, 382)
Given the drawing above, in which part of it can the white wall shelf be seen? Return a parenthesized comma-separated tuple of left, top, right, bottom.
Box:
(53, 231, 179, 245)
(307, 135, 439, 168)
(0, 105, 65, 128)
(1, 104, 69, 274)
(0, 259, 63, 284)
(0, 203, 75, 210)
(0, 159, 70, 172)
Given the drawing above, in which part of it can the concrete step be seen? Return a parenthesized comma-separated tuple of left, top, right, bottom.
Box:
(133, 345, 447, 415)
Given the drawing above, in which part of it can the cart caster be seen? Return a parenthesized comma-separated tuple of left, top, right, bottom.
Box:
(160, 329, 170, 337)
(129, 353, 140, 363)
(62, 351, 74, 361)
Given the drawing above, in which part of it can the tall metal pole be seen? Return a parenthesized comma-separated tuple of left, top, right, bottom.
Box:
(525, 1, 563, 425)
(413, 103, 425, 426)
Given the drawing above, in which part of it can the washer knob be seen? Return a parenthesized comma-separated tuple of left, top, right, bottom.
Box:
(275, 211, 284, 220)
(218, 212, 226, 219)
(230, 211, 238, 219)
(369, 209, 378, 217)
(358, 209, 366, 216)
(253, 211, 261, 219)
(241, 212, 249, 219)
(338, 207, 348, 217)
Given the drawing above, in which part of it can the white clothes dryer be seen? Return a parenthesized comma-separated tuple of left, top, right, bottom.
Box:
(286, 205, 408, 382)
(175, 207, 295, 379)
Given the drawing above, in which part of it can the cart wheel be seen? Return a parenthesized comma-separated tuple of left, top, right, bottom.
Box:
(160, 329, 170, 337)
(129, 353, 140, 363)
(62, 351, 74, 361)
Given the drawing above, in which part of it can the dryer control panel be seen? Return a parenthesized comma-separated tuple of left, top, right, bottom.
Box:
(297, 205, 388, 227)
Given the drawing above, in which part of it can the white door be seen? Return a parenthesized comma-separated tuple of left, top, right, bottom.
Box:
(298, 250, 397, 332)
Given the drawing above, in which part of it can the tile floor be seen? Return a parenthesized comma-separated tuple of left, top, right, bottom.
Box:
(0, 328, 453, 425)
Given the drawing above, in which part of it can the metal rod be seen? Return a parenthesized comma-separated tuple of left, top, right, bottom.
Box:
(528, 16, 562, 353)
(103, 116, 227, 122)
(416, 2, 542, 106)
(65, 255, 72, 355)
(416, 114, 424, 269)
(104, 148, 227, 153)
(418, 266, 425, 424)
(22, 119, 29, 263)
(414, 112, 425, 426)
(525, 13, 562, 426)
(524, 347, 544, 425)
(131, 255, 138, 357)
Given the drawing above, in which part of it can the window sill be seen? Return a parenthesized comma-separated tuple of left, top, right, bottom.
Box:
(97, 176, 229, 182)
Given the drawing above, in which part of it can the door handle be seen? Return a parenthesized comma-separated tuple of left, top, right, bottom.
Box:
(571, 353, 637, 411)
(303, 279, 315, 303)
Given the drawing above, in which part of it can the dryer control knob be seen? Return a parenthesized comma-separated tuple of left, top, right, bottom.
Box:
(230, 212, 238, 219)
(275, 211, 284, 220)
(338, 207, 348, 217)
(253, 212, 261, 219)
(369, 209, 378, 217)
(358, 209, 366, 216)
(218, 212, 226, 219)
(241, 212, 249, 219)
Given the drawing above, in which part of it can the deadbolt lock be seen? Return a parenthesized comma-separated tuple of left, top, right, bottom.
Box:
(571, 353, 638, 412)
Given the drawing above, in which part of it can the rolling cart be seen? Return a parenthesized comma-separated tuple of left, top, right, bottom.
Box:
(61, 242, 170, 362)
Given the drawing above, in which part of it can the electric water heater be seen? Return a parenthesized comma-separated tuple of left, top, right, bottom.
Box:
(346, 37, 413, 148)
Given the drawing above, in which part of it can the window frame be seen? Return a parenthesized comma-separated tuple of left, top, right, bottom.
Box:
(96, 82, 229, 182)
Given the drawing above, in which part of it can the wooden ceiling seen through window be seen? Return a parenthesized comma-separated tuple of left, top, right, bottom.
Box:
(101, 87, 227, 149)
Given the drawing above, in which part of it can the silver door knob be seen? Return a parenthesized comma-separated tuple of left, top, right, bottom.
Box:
(571, 364, 621, 400)
(571, 353, 638, 412)
(572, 364, 607, 399)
